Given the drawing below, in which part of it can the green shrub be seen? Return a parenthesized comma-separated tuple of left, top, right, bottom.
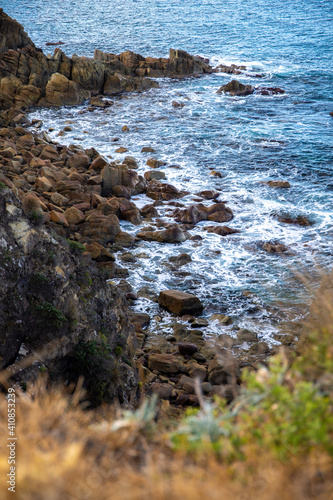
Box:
(66, 239, 85, 254)
(172, 341, 333, 460)
(33, 302, 67, 328)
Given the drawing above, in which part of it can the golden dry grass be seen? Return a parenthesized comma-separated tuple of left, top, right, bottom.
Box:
(0, 377, 332, 500)
(1, 272, 333, 500)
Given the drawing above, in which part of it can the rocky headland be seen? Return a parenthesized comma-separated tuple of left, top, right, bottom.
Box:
(0, 9, 296, 409)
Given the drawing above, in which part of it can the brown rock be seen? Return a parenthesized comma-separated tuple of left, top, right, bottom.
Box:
(265, 180, 291, 188)
(204, 225, 239, 236)
(262, 241, 288, 253)
(146, 158, 166, 169)
(35, 176, 53, 193)
(89, 155, 108, 171)
(68, 154, 90, 169)
(137, 226, 190, 243)
(159, 290, 203, 315)
(178, 343, 198, 356)
(208, 356, 229, 385)
(217, 79, 254, 96)
(144, 170, 166, 181)
(43, 73, 88, 107)
(63, 206, 85, 225)
(148, 354, 180, 373)
(84, 242, 115, 262)
(49, 210, 69, 227)
(151, 383, 173, 400)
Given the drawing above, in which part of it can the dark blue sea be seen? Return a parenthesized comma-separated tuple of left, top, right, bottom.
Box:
(4, 0, 333, 341)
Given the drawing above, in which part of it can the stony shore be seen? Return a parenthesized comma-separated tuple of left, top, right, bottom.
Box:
(0, 9, 297, 409)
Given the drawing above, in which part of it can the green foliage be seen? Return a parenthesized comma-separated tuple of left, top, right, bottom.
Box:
(71, 338, 117, 406)
(33, 302, 67, 328)
(66, 239, 85, 254)
(30, 273, 49, 286)
(171, 337, 333, 460)
(0, 182, 6, 190)
(29, 210, 44, 226)
(115, 346, 123, 357)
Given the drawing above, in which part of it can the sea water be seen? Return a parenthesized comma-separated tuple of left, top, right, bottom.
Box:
(4, 0, 333, 341)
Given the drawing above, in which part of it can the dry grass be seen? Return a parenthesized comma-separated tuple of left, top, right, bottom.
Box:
(0, 378, 332, 500)
(1, 273, 333, 499)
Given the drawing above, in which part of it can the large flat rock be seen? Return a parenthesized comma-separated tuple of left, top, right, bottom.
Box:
(159, 290, 203, 316)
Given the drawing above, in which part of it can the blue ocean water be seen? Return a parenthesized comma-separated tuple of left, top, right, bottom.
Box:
(4, 0, 333, 340)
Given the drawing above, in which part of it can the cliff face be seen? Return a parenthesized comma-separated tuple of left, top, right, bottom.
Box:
(0, 8, 35, 53)
(0, 186, 138, 405)
(0, 9, 213, 109)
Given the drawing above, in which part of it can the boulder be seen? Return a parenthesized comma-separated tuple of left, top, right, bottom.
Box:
(146, 179, 181, 201)
(148, 353, 180, 373)
(217, 79, 254, 96)
(137, 226, 190, 243)
(178, 343, 198, 356)
(174, 202, 233, 225)
(265, 180, 291, 188)
(159, 290, 203, 315)
(42, 73, 88, 106)
(204, 225, 239, 236)
(80, 213, 120, 245)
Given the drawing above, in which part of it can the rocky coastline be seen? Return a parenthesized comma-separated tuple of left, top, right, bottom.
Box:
(0, 9, 297, 409)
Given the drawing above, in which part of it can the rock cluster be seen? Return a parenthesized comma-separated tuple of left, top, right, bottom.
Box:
(0, 10, 213, 110)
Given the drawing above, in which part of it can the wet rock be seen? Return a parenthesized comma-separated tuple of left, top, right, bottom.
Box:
(191, 318, 208, 328)
(271, 211, 313, 227)
(148, 353, 180, 373)
(115, 147, 128, 153)
(146, 179, 181, 201)
(144, 170, 166, 181)
(237, 329, 258, 343)
(159, 289, 203, 315)
(146, 158, 166, 169)
(137, 286, 158, 302)
(204, 225, 239, 236)
(115, 231, 135, 247)
(122, 156, 138, 169)
(172, 101, 185, 108)
(129, 312, 150, 328)
(196, 189, 220, 200)
(137, 226, 190, 243)
(178, 342, 198, 356)
(262, 241, 288, 253)
(217, 79, 254, 96)
(193, 352, 207, 363)
(265, 180, 291, 188)
(217, 63, 246, 75)
(210, 314, 232, 325)
(174, 202, 233, 225)
(168, 253, 192, 266)
(141, 146, 155, 153)
(256, 87, 285, 95)
(140, 203, 159, 218)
